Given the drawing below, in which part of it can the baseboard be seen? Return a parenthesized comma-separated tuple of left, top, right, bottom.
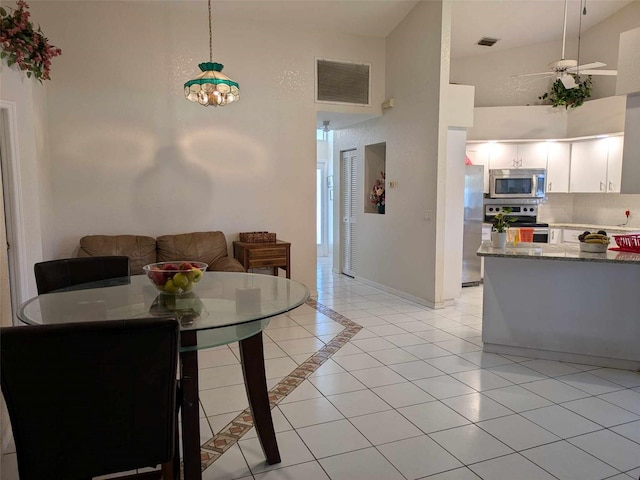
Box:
(483, 343, 640, 371)
(353, 276, 447, 310)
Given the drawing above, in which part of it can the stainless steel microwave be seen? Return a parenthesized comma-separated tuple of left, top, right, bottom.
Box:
(489, 168, 546, 199)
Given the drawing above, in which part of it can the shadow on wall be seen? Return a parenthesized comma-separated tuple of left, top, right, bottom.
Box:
(132, 145, 214, 226)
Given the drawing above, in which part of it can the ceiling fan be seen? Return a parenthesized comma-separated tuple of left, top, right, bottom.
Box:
(516, 0, 617, 89)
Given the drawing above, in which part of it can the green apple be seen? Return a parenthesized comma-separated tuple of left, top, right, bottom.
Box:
(183, 280, 194, 292)
(187, 268, 203, 283)
(163, 279, 179, 294)
(172, 272, 189, 289)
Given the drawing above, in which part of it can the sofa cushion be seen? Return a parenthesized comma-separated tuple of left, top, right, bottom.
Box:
(209, 256, 246, 273)
(78, 235, 156, 275)
(156, 231, 231, 270)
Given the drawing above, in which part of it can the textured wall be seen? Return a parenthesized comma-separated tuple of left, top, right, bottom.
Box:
(333, 0, 450, 307)
(27, 1, 387, 295)
(451, 1, 640, 107)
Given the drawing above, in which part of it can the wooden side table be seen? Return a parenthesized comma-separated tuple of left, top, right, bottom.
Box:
(233, 240, 291, 278)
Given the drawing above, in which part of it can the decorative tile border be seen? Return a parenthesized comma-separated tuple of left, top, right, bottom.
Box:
(198, 298, 362, 471)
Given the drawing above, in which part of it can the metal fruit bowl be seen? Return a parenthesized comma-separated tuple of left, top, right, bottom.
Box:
(579, 242, 608, 253)
(142, 261, 208, 295)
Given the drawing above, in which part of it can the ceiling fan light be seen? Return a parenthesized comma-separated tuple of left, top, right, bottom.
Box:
(560, 74, 577, 89)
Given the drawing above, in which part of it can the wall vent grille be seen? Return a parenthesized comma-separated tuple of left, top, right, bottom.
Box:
(316, 59, 370, 106)
(477, 37, 499, 47)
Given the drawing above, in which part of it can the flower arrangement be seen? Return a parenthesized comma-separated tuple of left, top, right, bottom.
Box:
(0, 0, 62, 81)
(538, 75, 593, 109)
(370, 171, 385, 207)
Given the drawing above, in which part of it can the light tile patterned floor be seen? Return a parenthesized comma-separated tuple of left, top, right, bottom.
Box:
(2, 256, 640, 480)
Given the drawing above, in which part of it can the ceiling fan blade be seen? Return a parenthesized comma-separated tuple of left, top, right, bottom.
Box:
(567, 62, 606, 72)
(578, 69, 617, 76)
(513, 72, 553, 78)
(560, 74, 577, 89)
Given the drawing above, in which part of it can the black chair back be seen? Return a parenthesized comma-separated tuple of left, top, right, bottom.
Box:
(34, 256, 130, 294)
(1, 318, 179, 480)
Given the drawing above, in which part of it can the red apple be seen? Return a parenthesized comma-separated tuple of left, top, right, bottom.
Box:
(179, 262, 193, 271)
(163, 263, 179, 271)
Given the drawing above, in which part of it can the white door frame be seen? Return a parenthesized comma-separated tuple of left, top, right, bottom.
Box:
(1, 100, 29, 324)
(316, 162, 329, 257)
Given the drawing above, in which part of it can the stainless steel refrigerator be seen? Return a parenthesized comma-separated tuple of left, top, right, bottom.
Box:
(462, 165, 484, 286)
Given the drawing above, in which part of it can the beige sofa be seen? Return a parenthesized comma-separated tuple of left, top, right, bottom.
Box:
(78, 231, 245, 275)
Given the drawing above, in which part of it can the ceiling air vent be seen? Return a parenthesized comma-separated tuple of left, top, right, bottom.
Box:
(316, 59, 370, 106)
(477, 37, 499, 47)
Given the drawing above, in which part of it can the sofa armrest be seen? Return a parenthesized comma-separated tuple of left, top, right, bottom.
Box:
(209, 257, 246, 272)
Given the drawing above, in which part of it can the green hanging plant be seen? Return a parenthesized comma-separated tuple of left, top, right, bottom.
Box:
(539, 75, 593, 109)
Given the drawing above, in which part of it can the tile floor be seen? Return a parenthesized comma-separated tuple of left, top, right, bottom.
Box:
(2, 257, 640, 480)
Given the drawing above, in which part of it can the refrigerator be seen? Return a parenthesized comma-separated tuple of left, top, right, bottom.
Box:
(462, 165, 484, 286)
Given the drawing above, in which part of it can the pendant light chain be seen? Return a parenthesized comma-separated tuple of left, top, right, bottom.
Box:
(208, 0, 213, 63)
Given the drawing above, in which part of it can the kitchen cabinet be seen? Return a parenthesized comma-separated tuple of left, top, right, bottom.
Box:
(549, 228, 563, 244)
(562, 229, 584, 244)
(546, 142, 571, 193)
(489, 142, 548, 169)
(569, 137, 623, 193)
(606, 136, 623, 193)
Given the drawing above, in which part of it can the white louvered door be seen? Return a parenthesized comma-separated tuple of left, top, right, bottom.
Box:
(341, 151, 357, 277)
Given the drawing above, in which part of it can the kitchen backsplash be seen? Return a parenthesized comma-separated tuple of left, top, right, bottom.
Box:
(539, 193, 640, 228)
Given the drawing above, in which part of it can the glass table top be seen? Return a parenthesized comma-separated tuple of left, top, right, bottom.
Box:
(18, 272, 309, 350)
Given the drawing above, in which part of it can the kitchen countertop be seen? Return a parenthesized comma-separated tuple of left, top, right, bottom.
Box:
(477, 241, 640, 265)
(548, 223, 640, 233)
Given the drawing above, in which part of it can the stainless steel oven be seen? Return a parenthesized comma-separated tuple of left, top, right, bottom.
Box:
(484, 203, 549, 243)
(489, 169, 546, 199)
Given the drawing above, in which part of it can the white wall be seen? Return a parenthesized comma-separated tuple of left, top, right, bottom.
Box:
(451, 1, 640, 107)
(28, 1, 388, 295)
(333, 0, 451, 307)
(443, 128, 467, 301)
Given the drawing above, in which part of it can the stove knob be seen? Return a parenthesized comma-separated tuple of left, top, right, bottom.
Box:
(489, 207, 494, 212)
(523, 207, 528, 212)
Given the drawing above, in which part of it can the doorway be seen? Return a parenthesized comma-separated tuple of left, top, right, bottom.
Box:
(0, 102, 26, 327)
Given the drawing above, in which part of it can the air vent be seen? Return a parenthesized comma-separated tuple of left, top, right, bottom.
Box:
(477, 37, 499, 47)
(316, 59, 370, 106)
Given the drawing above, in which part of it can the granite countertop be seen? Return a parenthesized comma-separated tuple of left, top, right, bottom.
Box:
(477, 241, 640, 265)
(548, 223, 640, 233)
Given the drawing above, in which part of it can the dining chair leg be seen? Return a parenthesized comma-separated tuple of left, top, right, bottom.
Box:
(239, 332, 281, 464)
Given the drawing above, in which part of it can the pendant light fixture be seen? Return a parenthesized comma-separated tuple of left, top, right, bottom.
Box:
(184, 0, 240, 107)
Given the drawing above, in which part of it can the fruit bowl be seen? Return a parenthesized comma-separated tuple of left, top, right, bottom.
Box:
(143, 261, 208, 295)
(579, 242, 609, 253)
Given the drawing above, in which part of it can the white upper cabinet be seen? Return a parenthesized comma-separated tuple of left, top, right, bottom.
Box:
(569, 137, 623, 193)
(515, 142, 549, 169)
(569, 139, 609, 192)
(546, 142, 571, 193)
(488, 142, 548, 169)
(487, 143, 518, 169)
(606, 136, 624, 193)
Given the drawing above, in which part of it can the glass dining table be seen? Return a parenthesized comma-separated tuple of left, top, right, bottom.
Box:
(17, 271, 309, 480)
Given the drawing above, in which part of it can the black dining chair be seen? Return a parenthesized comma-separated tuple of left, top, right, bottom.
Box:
(0, 317, 180, 480)
(34, 256, 130, 294)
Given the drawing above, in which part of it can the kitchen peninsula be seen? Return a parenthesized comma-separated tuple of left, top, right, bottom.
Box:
(477, 243, 640, 370)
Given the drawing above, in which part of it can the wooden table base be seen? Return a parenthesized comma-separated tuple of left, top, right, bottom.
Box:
(180, 331, 280, 480)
